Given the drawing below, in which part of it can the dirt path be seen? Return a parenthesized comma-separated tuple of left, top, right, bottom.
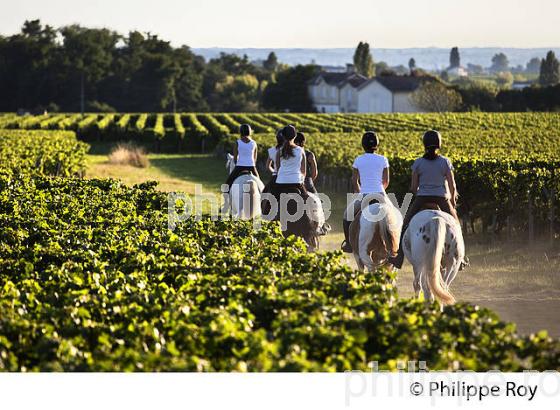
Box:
(321, 233, 560, 338)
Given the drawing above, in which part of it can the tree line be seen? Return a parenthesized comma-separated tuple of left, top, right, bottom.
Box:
(1, 21, 559, 114)
(0, 20, 318, 113)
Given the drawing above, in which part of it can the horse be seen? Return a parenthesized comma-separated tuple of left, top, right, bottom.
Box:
(349, 200, 403, 272)
(268, 185, 330, 252)
(304, 192, 331, 250)
(402, 210, 466, 306)
(225, 154, 264, 220)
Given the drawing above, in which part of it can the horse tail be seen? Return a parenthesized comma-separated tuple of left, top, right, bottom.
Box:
(426, 217, 455, 305)
(379, 204, 400, 257)
(249, 179, 259, 218)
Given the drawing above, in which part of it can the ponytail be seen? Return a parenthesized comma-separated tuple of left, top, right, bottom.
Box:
(280, 125, 297, 159)
(423, 147, 440, 160)
(281, 140, 295, 159)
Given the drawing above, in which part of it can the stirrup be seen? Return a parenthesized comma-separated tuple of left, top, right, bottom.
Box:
(387, 254, 403, 269)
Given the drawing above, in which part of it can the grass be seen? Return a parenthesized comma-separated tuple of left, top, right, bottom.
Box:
(86, 143, 226, 195)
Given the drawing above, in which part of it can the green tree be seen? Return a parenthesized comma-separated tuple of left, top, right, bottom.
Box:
(539, 51, 560, 86)
(411, 81, 463, 112)
(496, 71, 514, 88)
(353, 42, 374, 77)
(491, 53, 509, 72)
(0, 20, 59, 111)
(59, 25, 120, 113)
(449, 47, 460, 68)
(408, 58, 416, 72)
(263, 52, 278, 72)
(526, 57, 541, 73)
(262, 64, 318, 112)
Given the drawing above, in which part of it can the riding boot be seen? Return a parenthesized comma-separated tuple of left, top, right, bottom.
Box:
(341, 219, 353, 253)
(387, 230, 406, 268)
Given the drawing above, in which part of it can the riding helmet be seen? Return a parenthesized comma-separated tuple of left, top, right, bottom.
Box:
(275, 128, 284, 145)
(361, 131, 379, 151)
(239, 124, 252, 137)
(423, 130, 442, 148)
(282, 125, 297, 140)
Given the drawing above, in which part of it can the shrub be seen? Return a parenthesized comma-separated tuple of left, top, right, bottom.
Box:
(0, 129, 88, 177)
(107, 142, 150, 168)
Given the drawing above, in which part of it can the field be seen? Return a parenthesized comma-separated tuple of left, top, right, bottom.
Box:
(1, 113, 560, 371)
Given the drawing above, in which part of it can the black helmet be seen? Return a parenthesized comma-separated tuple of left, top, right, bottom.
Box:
(282, 125, 297, 140)
(294, 132, 306, 147)
(361, 131, 379, 152)
(423, 130, 441, 148)
(240, 124, 252, 137)
(275, 128, 284, 145)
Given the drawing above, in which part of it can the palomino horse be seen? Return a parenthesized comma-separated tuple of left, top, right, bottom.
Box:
(402, 210, 465, 306)
(225, 154, 264, 220)
(349, 199, 403, 272)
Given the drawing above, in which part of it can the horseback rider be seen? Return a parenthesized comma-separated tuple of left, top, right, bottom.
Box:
(388, 130, 460, 269)
(274, 125, 307, 194)
(225, 124, 260, 189)
(341, 131, 390, 253)
(265, 129, 284, 186)
(294, 132, 318, 194)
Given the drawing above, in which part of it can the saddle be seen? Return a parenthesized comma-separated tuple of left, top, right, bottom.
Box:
(421, 202, 441, 211)
(237, 170, 253, 177)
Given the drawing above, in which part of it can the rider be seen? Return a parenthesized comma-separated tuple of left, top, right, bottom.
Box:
(275, 125, 307, 194)
(225, 124, 260, 189)
(388, 130, 460, 268)
(341, 131, 390, 253)
(265, 129, 284, 185)
(294, 132, 318, 194)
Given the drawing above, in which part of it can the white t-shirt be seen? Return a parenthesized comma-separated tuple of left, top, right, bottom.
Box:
(268, 146, 278, 175)
(276, 146, 305, 184)
(236, 139, 256, 167)
(352, 153, 389, 193)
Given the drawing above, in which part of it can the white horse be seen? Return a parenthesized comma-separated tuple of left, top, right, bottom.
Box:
(402, 210, 466, 306)
(225, 154, 264, 220)
(350, 200, 403, 272)
(305, 192, 332, 250)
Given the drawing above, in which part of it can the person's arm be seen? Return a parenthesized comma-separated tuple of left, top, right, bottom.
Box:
(300, 152, 307, 177)
(352, 168, 360, 193)
(309, 153, 318, 180)
(275, 150, 281, 173)
(266, 158, 275, 173)
(253, 145, 257, 165)
(446, 170, 458, 207)
(410, 171, 419, 194)
(233, 142, 238, 164)
(382, 167, 390, 189)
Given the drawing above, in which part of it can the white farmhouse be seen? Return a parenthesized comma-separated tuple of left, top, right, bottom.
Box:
(307, 66, 368, 113)
(308, 69, 434, 113)
(446, 66, 469, 77)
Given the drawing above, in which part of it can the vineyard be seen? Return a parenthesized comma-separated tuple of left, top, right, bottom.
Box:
(2, 111, 560, 235)
(2, 112, 559, 150)
(1, 127, 560, 371)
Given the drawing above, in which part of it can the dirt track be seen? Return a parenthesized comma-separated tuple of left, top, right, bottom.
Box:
(322, 233, 560, 338)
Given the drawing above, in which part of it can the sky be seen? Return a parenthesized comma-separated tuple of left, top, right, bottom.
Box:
(1, 0, 559, 48)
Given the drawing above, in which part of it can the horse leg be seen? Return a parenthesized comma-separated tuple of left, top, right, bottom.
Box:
(420, 265, 434, 303)
(413, 266, 422, 298)
(358, 222, 376, 272)
(353, 252, 365, 272)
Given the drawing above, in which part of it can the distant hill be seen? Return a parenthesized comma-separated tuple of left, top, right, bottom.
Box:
(193, 47, 560, 71)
